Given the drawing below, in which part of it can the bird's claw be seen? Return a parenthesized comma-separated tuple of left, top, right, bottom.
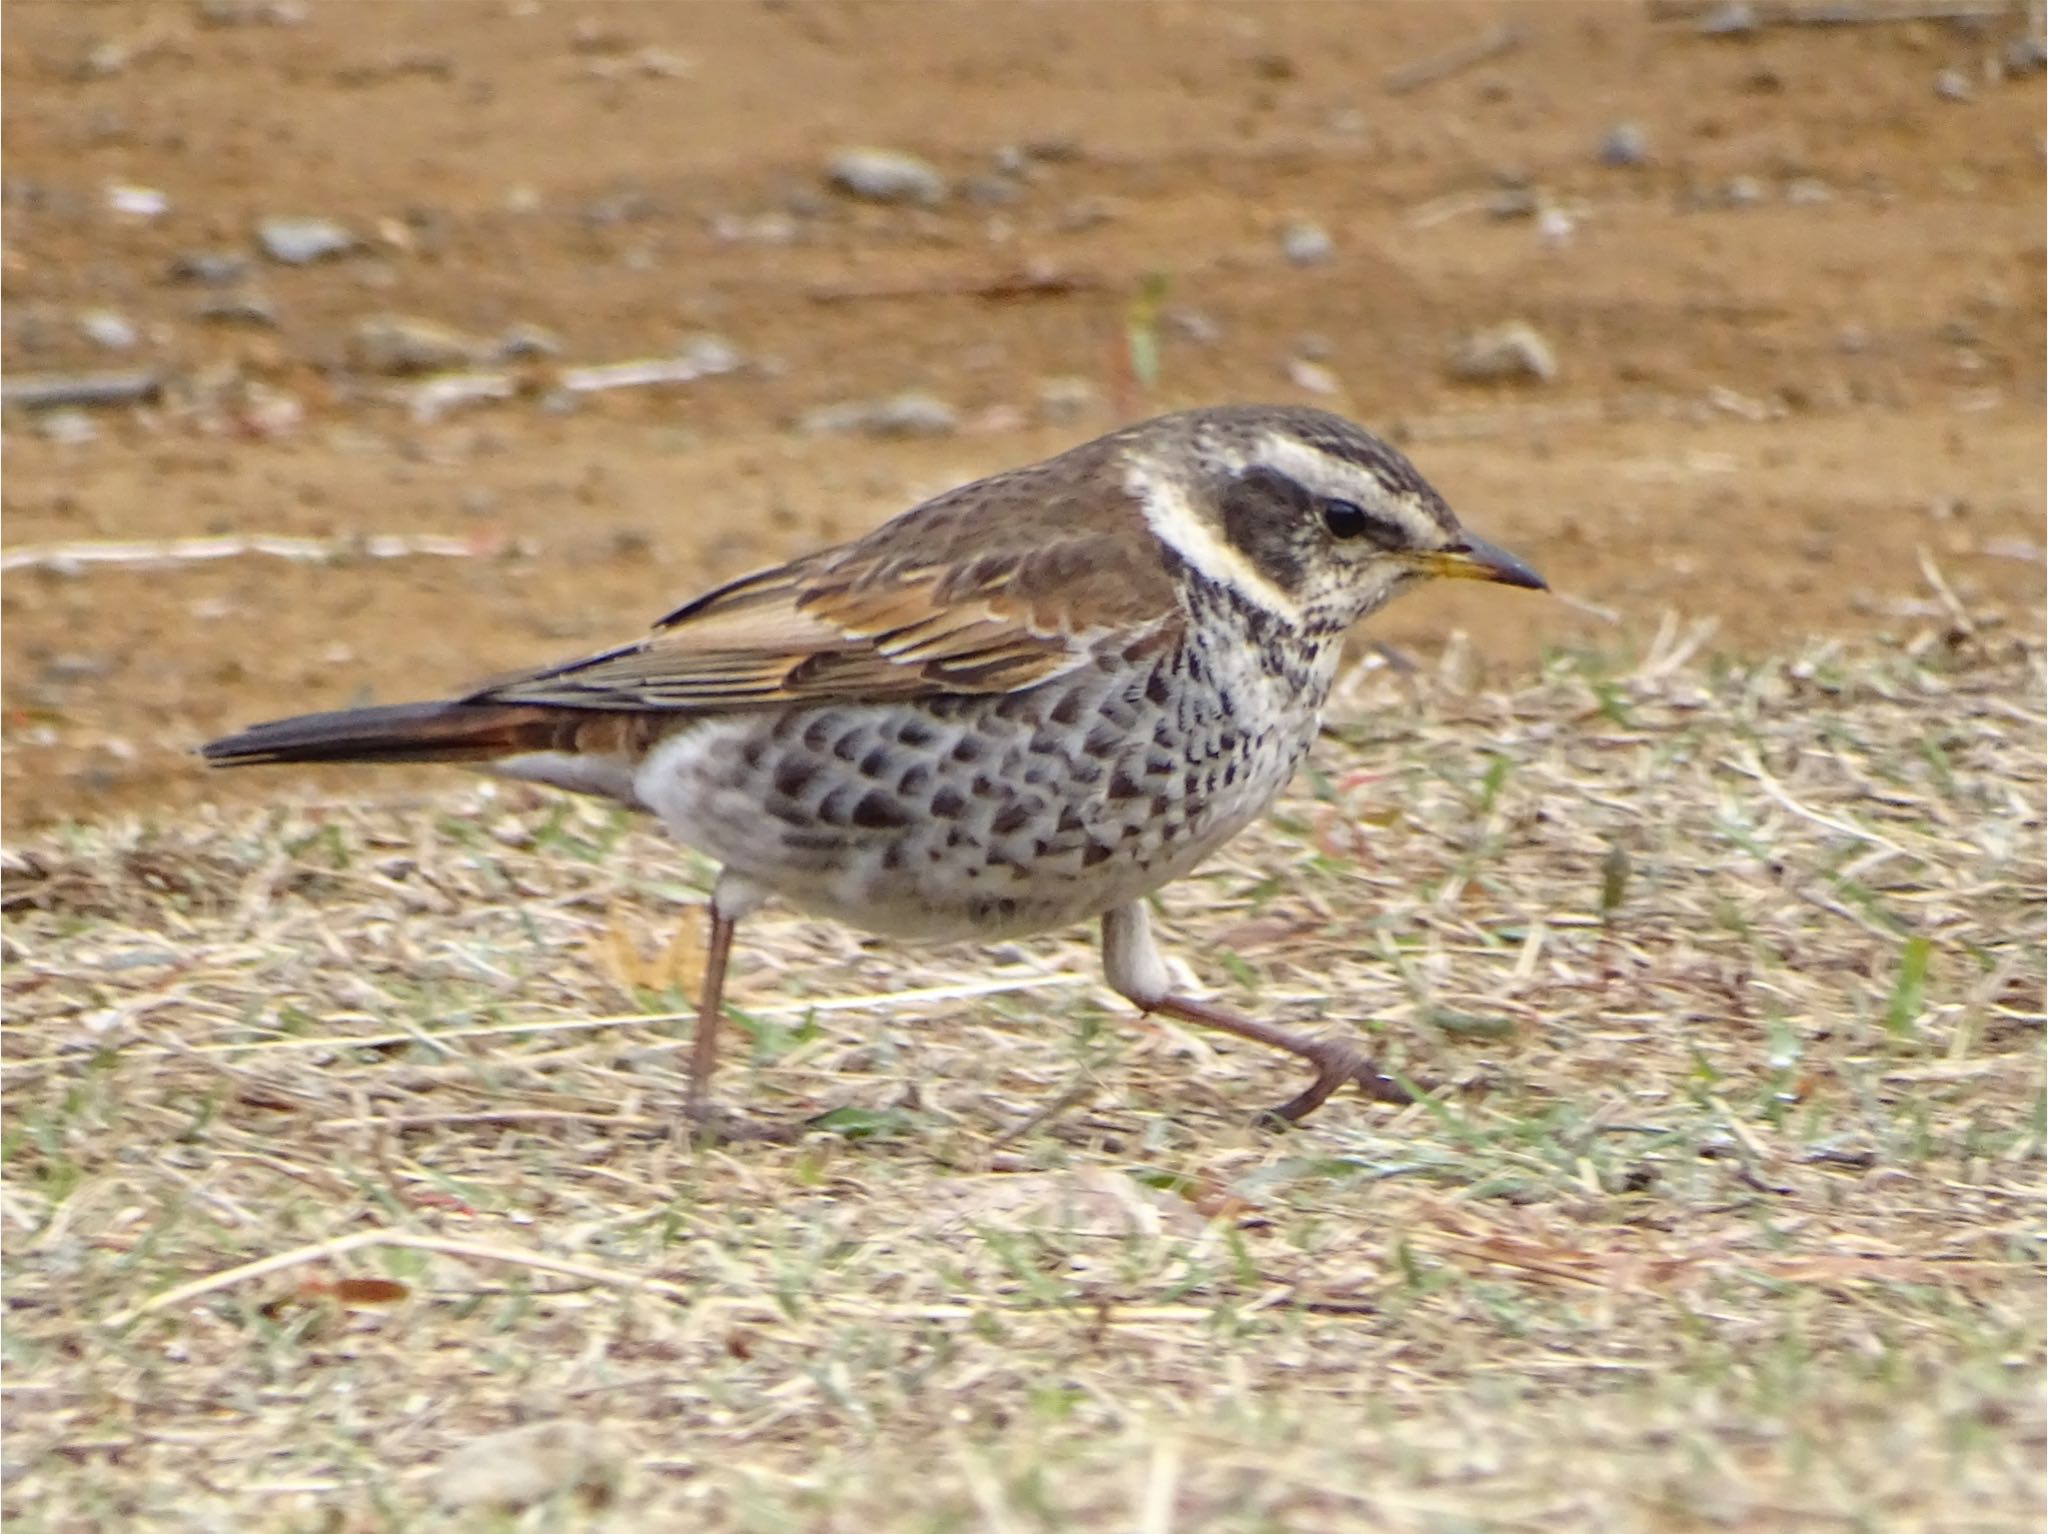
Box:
(1257, 1043, 1415, 1129)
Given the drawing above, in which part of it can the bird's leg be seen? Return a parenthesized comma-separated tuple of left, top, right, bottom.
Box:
(680, 872, 793, 1143)
(688, 903, 735, 1120)
(1099, 902, 1411, 1125)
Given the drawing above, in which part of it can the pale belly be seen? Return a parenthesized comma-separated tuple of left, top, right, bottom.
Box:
(633, 638, 1332, 941)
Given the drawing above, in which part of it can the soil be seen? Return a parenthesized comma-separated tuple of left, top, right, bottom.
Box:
(3, 0, 2043, 833)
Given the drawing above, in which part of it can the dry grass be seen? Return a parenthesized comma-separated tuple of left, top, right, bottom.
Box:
(4, 626, 2042, 1532)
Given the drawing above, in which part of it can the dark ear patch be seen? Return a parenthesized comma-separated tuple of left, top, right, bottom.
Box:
(1219, 467, 1313, 593)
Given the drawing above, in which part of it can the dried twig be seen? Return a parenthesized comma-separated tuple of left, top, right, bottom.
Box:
(1916, 546, 1979, 640)
(2, 370, 164, 411)
(392, 370, 520, 423)
(1383, 23, 1526, 95)
(559, 356, 736, 394)
(101, 1226, 698, 1329)
(2, 970, 1094, 1075)
(1649, 0, 2015, 27)
(1549, 591, 1624, 626)
(0, 531, 520, 574)
(808, 264, 1106, 304)
(1725, 745, 1914, 860)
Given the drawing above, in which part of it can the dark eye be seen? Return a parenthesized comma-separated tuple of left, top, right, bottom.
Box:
(1321, 499, 1371, 539)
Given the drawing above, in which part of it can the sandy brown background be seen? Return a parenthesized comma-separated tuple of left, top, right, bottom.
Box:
(4, 0, 2043, 832)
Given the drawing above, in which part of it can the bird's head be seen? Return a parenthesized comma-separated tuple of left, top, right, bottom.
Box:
(1125, 405, 1546, 634)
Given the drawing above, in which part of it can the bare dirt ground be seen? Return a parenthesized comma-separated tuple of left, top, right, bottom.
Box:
(2, 3, 2044, 1531)
(1, 0, 2042, 831)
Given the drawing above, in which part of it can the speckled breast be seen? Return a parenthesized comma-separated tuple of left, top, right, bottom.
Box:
(635, 611, 1340, 941)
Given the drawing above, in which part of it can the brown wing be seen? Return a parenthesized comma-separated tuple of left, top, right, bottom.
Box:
(474, 438, 1180, 714)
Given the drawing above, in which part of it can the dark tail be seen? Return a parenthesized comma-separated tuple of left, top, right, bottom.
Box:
(200, 700, 561, 768)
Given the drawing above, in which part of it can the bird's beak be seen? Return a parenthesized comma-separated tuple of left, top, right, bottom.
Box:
(1413, 533, 1547, 591)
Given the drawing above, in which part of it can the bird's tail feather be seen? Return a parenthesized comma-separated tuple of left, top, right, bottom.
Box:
(200, 700, 562, 768)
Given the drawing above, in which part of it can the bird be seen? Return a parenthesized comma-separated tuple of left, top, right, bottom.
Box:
(202, 405, 1545, 1130)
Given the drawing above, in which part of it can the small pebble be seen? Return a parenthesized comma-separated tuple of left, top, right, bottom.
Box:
(105, 183, 168, 219)
(1785, 177, 1833, 206)
(495, 322, 563, 361)
(1166, 308, 1222, 345)
(569, 17, 631, 53)
(197, 0, 307, 23)
(581, 186, 660, 227)
(195, 291, 279, 327)
(799, 390, 957, 437)
(1933, 68, 1972, 101)
(1278, 218, 1334, 266)
(709, 210, 799, 245)
(348, 314, 485, 375)
(78, 39, 133, 79)
(41, 653, 113, 684)
(37, 410, 97, 445)
(783, 186, 829, 220)
(1447, 321, 1558, 386)
(1036, 376, 1097, 423)
(2002, 33, 2046, 75)
(237, 384, 304, 438)
(87, 111, 135, 146)
(640, 45, 691, 78)
(1286, 357, 1341, 395)
(1597, 122, 1649, 168)
(78, 311, 138, 351)
(1696, 1, 1758, 35)
(1021, 135, 1083, 164)
(672, 332, 742, 375)
(1487, 186, 1539, 220)
(167, 250, 249, 285)
(961, 174, 1020, 208)
(825, 147, 946, 207)
(1981, 535, 2042, 562)
(256, 215, 356, 264)
(1722, 175, 1765, 208)
(589, 44, 688, 79)
(1055, 197, 1116, 232)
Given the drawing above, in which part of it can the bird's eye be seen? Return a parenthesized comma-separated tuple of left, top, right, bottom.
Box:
(1321, 499, 1371, 539)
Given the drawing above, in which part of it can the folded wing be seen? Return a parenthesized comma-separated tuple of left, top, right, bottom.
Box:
(475, 515, 1174, 714)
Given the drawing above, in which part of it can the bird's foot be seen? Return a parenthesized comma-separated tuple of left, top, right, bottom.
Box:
(1257, 1040, 1416, 1129)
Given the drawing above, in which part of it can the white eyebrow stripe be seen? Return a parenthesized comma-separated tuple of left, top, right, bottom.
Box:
(1124, 458, 1303, 623)
(1256, 432, 1438, 542)
(1255, 434, 1363, 503)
